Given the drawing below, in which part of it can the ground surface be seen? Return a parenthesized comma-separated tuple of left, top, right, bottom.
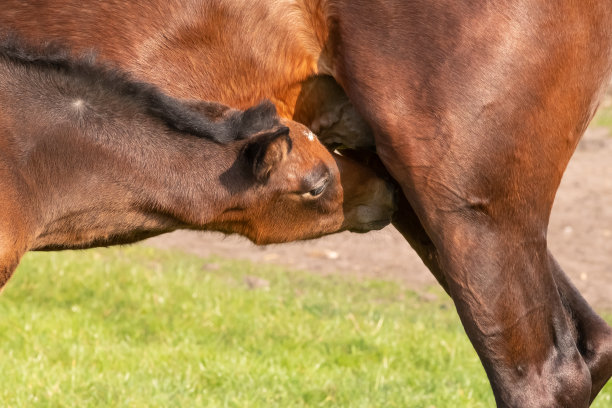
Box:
(4, 248, 611, 406)
(147, 96, 612, 311)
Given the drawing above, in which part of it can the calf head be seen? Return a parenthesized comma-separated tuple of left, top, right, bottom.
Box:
(214, 119, 396, 244)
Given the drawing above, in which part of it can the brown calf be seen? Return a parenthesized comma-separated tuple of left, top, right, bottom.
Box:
(0, 39, 395, 289)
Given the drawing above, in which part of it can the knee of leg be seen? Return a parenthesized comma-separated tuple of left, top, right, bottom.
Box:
(548, 349, 591, 408)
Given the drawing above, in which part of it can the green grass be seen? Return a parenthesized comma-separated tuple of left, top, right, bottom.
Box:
(593, 98, 612, 130)
(0, 247, 610, 407)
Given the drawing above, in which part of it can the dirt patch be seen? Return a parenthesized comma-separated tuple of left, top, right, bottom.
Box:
(145, 125, 612, 312)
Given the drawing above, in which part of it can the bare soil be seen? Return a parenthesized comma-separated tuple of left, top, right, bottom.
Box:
(146, 120, 612, 312)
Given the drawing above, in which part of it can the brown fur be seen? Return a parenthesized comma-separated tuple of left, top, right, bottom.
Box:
(0, 39, 395, 290)
(1, 0, 611, 405)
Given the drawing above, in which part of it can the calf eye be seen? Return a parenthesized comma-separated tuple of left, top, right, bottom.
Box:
(309, 184, 326, 197)
(302, 177, 329, 198)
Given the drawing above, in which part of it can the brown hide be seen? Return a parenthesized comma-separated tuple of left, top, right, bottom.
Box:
(0, 40, 394, 290)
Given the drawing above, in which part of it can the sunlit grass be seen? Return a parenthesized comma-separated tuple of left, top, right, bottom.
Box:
(0, 247, 610, 407)
(593, 96, 612, 131)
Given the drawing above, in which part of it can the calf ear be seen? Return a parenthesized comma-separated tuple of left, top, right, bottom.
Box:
(242, 126, 292, 182)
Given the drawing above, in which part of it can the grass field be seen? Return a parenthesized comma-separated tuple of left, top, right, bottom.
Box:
(593, 93, 612, 130)
(0, 247, 610, 407)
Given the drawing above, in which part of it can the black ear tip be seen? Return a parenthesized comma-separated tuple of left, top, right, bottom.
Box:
(256, 99, 277, 114)
(271, 125, 290, 138)
(244, 99, 278, 117)
(236, 99, 282, 139)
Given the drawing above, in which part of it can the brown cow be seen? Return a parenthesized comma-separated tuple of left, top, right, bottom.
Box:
(0, 38, 395, 290)
(2, 1, 612, 405)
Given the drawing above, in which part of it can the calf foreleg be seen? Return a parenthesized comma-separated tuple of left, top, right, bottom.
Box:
(0, 178, 33, 291)
(0, 250, 23, 291)
(0, 221, 29, 290)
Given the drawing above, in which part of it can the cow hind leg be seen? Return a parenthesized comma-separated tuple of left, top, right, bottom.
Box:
(550, 254, 612, 403)
(421, 199, 590, 407)
(391, 193, 448, 292)
(393, 194, 612, 403)
(373, 130, 592, 406)
(326, 2, 611, 403)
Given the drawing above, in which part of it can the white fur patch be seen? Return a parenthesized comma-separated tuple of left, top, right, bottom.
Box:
(303, 130, 316, 142)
